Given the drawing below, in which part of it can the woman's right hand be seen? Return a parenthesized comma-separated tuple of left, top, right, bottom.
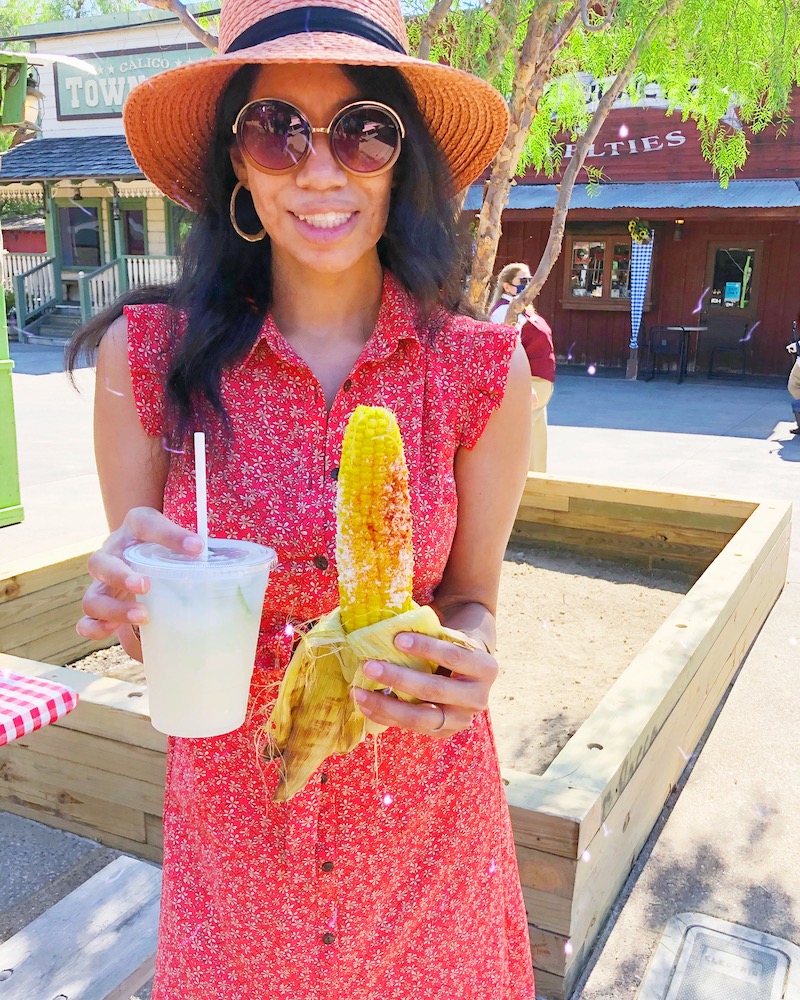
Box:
(76, 507, 204, 648)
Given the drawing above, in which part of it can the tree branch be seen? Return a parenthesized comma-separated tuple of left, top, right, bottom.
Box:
(505, 0, 684, 324)
(140, 0, 219, 51)
(417, 0, 455, 61)
(581, 0, 619, 32)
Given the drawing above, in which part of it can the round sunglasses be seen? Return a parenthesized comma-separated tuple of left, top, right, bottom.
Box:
(232, 99, 405, 177)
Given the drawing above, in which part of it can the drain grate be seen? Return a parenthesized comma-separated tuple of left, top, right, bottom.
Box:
(639, 913, 800, 1000)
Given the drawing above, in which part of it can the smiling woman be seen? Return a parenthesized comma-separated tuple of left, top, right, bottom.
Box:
(64, 2, 536, 998)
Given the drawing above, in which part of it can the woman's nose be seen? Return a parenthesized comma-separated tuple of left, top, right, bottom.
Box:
(295, 133, 348, 189)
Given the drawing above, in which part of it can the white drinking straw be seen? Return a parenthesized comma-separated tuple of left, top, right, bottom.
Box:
(193, 431, 209, 557)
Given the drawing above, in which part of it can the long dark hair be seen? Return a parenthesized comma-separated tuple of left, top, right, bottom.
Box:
(67, 63, 470, 444)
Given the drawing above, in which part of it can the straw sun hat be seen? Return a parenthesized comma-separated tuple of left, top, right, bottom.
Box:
(123, 0, 510, 211)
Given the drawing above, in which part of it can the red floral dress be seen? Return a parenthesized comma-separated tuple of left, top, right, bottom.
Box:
(126, 272, 534, 1000)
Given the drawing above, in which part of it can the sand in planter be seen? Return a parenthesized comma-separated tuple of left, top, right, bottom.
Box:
(492, 547, 693, 776)
(69, 547, 693, 775)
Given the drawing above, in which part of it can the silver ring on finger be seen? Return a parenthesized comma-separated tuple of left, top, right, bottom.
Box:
(429, 703, 447, 733)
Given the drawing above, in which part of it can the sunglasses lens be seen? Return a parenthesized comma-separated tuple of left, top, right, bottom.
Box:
(332, 104, 402, 174)
(239, 100, 310, 172)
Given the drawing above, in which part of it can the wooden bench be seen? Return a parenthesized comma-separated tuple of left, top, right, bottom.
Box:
(0, 855, 161, 1000)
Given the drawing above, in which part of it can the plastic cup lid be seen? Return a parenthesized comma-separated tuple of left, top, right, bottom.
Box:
(124, 538, 277, 579)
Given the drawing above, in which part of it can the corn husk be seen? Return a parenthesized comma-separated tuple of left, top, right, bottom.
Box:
(266, 603, 472, 801)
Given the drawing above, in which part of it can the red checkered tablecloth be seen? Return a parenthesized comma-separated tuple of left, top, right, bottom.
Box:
(0, 669, 79, 746)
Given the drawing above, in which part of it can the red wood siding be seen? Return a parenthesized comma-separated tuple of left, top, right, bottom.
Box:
(496, 218, 800, 375)
(1, 229, 46, 253)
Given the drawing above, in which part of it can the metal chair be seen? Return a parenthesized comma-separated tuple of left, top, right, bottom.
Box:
(703, 317, 752, 378)
(644, 325, 687, 383)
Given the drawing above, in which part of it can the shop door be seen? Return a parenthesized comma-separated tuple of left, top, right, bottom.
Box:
(703, 241, 761, 330)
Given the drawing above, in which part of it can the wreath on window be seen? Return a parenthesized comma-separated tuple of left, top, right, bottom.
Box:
(628, 218, 652, 244)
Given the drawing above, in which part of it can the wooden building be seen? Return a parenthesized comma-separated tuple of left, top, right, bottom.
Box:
(0, 7, 209, 337)
(467, 92, 800, 377)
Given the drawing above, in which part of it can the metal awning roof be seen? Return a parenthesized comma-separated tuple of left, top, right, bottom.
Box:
(463, 179, 800, 211)
(0, 136, 141, 182)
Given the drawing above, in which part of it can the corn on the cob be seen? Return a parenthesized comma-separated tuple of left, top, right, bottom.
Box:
(336, 406, 414, 633)
(267, 405, 418, 801)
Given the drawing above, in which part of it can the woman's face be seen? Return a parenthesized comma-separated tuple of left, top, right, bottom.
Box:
(230, 63, 394, 279)
(503, 266, 531, 296)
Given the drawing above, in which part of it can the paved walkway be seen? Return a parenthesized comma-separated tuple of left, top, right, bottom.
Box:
(1, 345, 798, 999)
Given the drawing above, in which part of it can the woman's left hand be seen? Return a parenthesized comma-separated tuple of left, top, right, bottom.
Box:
(352, 631, 498, 739)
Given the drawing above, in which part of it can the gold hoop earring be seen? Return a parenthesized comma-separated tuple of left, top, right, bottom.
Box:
(229, 181, 266, 242)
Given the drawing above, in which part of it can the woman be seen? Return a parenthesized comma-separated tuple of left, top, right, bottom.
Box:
(489, 261, 531, 324)
(71, 1, 534, 997)
(489, 263, 556, 473)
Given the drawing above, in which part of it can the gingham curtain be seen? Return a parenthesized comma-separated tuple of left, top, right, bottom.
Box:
(629, 233, 655, 350)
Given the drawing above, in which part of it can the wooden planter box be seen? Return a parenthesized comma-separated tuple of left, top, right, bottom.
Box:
(0, 477, 791, 999)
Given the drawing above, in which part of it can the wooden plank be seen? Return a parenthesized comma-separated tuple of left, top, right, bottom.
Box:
(523, 476, 757, 520)
(511, 521, 717, 574)
(0, 655, 165, 753)
(0, 766, 147, 843)
(530, 964, 565, 1000)
(13, 723, 166, 787)
(145, 813, 164, 851)
(519, 505, 735, 552)
(516, 844, 576, 899)
(5, 628, 105, 666)
(0, 741, 165, 816)
(0, 855, 160, 1000)
(1, 599, 92, 651)
(0, 801, 163, 864)
(0, 575, 90, 627)
(522, 887, 571, 938)
(566, 496, 744, 536)
(528, 923, 570, 977)
(0, 538, 104, 602)
(503, 769, 591, 859)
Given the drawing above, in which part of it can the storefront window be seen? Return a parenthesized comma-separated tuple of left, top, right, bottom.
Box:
(563, 233, 641, 309)
(58, 205, 101, 268)
(123, 208, 146, 255)
(709, 247, 755, 309)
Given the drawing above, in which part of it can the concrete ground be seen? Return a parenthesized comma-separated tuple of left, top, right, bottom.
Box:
(1, 345, 799, 999)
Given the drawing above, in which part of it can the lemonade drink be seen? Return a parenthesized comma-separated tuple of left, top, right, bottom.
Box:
(124, 539, 277, 737)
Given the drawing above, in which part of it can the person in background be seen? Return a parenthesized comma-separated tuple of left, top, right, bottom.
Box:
(489, 263, 556, 473)
(788, 320, 800, 434)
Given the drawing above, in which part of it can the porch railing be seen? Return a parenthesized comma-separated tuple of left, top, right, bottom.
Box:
(78, 260, 121, 323)
(78, 255, 180, 321)
(124, 254, 180, 289)
(2, 252, 49, 293)
(12, 258, 58, 329)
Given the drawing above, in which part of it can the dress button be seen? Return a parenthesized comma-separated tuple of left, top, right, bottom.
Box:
(313, 555, 329, 570)
(343, 378, 353, 391)
(321, 861, 335, 872)
(322, 932, 336, 945)
(320, 772, 329, 784)
(330, 466, 339, 480)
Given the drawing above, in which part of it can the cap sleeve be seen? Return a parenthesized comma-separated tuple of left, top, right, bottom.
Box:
(446, 317, 517, 450)
(124, 303, 176, 438)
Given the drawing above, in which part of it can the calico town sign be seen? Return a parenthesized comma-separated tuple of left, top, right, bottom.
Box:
(54, 44, 207, 119)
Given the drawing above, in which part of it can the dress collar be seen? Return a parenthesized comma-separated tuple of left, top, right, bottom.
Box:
(242, 271, 423, 368)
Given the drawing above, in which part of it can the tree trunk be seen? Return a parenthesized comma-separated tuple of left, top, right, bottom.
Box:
(464, 2, 579, 313)
(504, 0, 685, 327)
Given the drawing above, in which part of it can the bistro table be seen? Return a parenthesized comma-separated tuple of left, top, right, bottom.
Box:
(0, 666, 79, 745)
(665, 325, 708, 378)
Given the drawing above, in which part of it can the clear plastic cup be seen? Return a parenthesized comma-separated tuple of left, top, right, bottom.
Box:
(124, 539, 277, 738)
